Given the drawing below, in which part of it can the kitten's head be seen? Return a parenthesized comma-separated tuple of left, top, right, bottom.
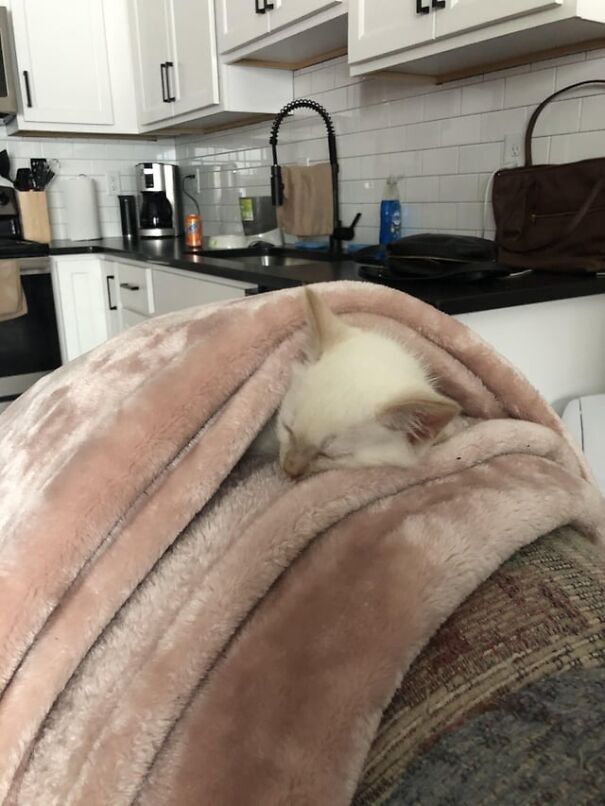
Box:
(277, 287, 460, 478)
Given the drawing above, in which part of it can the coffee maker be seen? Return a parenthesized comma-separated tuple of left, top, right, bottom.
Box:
(136, 162, 182, 238)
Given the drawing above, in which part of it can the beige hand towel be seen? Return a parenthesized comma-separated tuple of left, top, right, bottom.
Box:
(277, 163, 334, 237)
(0, 262, 28, 321)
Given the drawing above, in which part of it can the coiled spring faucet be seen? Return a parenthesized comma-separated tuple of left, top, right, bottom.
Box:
(269, 99, 360, 256)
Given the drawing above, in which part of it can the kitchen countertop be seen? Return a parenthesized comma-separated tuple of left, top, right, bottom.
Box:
(50, 237, 605, 315)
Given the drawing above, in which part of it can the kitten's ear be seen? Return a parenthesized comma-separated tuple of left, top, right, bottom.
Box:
(304, 286, 349, 359)
(379, 392, 460, 443)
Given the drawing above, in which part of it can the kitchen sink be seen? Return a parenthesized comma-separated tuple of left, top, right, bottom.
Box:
(186, 245, 338, 267)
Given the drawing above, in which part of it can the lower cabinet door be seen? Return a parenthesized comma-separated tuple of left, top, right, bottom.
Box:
(52, 258, 111, 361)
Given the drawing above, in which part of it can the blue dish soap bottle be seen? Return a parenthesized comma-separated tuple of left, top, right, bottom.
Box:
(379, 176, 402, 246)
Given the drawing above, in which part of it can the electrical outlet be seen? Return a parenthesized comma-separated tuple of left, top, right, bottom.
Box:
(503, 134, 523, 167)
(107, 172, 120, 194)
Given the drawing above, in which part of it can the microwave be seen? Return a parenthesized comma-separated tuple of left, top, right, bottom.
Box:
(0, 7, 17, 118)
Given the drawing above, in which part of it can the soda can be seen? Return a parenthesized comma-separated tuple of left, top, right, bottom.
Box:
(184, 214, 203, 248)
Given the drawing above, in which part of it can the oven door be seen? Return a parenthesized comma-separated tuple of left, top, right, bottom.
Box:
(0, 257, 61, 411)
(0, 7, 17, 117)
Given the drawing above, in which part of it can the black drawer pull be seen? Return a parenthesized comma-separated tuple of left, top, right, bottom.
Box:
(106, 274, 117, 310)
(255, 0, 266, 12)
(165, 61, 176, 102)
(160, 62, 168, 103)
(23, 70, 32, 107)
(120, 282, 140, 291)
(416, 0, 430, 13)
(432, 0, 446, 8)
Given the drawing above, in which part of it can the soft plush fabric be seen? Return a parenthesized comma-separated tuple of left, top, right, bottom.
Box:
(356, 525, 605, 804)
(0, 281, 603, 805)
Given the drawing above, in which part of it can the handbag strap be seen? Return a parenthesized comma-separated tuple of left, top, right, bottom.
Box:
(525, 80, 605, 166)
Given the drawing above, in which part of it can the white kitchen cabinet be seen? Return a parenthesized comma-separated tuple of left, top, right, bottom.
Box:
(114, 260, 155, 322)
(131, 0, 219, 126)
(268, 0, 345, 33)
(349, 0, 605, 78)
(152, 266, 255, 315)
(217, 0, 348, 68)
(349, 0, 435, 64)
(129, 0, 291, 131)
(130, 0, 172, 126)
(168, 0, 219, 117)
(51, 257, 114, 362)
(102, 262, 121, 338)
(218, 0, 270, 53)
(11, 0, 113, 125)
(434, 0, 563, 39)
(8, 0, 138, 135)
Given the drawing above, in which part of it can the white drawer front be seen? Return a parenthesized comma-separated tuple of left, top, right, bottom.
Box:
(117, 262, 154, 316)
(120, 308, 149, 330)
(152, 268, 254, 315)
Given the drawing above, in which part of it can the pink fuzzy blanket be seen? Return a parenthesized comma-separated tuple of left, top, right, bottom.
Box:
(0, 281, 603, 805)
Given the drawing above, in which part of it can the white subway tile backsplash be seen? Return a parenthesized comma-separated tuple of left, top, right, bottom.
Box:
(461, 79, 505, 115)
(173, 48, 605, 243)
(440, 114, 481, 147)
(438, 174, 479, 202)
(404, 176, 440, 203)
(405, 121, 440, 150)
(419, 146, 459, 176)
(504, 69, 555, 108)
(555, 57, 605, 91)
(549, 131, 605, 163)
(579, 93, 605, 131)
(480, 108, 528, 142)
(389, 97, 425, 127)
(458, 142, 502, 174)
(532, 98, 581, 136)
(423, 88, 462, 121)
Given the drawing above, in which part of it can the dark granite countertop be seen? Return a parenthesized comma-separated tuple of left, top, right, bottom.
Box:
(50, 237, 605, 315)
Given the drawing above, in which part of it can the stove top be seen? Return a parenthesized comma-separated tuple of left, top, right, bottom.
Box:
(0, 238, 50, 259)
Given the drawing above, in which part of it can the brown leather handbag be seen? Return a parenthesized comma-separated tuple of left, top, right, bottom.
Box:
(493, 80, 605, 272)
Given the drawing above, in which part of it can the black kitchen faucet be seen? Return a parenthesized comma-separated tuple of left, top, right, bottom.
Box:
(269, 98, 361, 256)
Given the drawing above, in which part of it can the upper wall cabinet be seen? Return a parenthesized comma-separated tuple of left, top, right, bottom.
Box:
(129, 0, 292, 132)
(8, 0, 139, 134)
(11, 0, 112, 125)
(349, 0, 605, 79)
(130, 0, 219, 126)
(218, 0, 348, 69)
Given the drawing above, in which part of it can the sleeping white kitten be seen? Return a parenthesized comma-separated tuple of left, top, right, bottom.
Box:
(253, 287, 460, 479)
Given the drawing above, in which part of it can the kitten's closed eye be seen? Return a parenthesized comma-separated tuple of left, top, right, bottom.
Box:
(275, 287, 460, 479)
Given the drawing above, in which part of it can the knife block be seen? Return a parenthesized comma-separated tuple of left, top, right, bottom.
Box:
(17, 191, 51, 244)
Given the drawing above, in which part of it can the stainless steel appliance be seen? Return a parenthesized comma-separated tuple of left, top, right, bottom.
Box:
(239, 195, 282, 247)
(136, 162, 182, 238)
(0, 7, 17, 118)
(0, 187, 58, 414)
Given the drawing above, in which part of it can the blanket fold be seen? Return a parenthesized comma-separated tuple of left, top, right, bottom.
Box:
(0, 281, 603, 805)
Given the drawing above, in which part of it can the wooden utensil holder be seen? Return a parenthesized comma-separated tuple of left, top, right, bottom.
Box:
(17, 191, 51, 244)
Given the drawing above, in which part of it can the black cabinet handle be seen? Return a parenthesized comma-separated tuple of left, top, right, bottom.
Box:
(106, 275, 117, 310)
(416, 0, 430, 13)
(165, 61, 176, 102)
(265, 1, 274, 8)
(255, 0, 266, 13)
(23, 70, 32, 107)
(432, 0, 446, 7)
(160, 62, 168, 102)
(120, 282, 140, 291)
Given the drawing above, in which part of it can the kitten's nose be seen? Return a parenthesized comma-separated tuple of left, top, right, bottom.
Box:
(282, 453, 308, 479)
